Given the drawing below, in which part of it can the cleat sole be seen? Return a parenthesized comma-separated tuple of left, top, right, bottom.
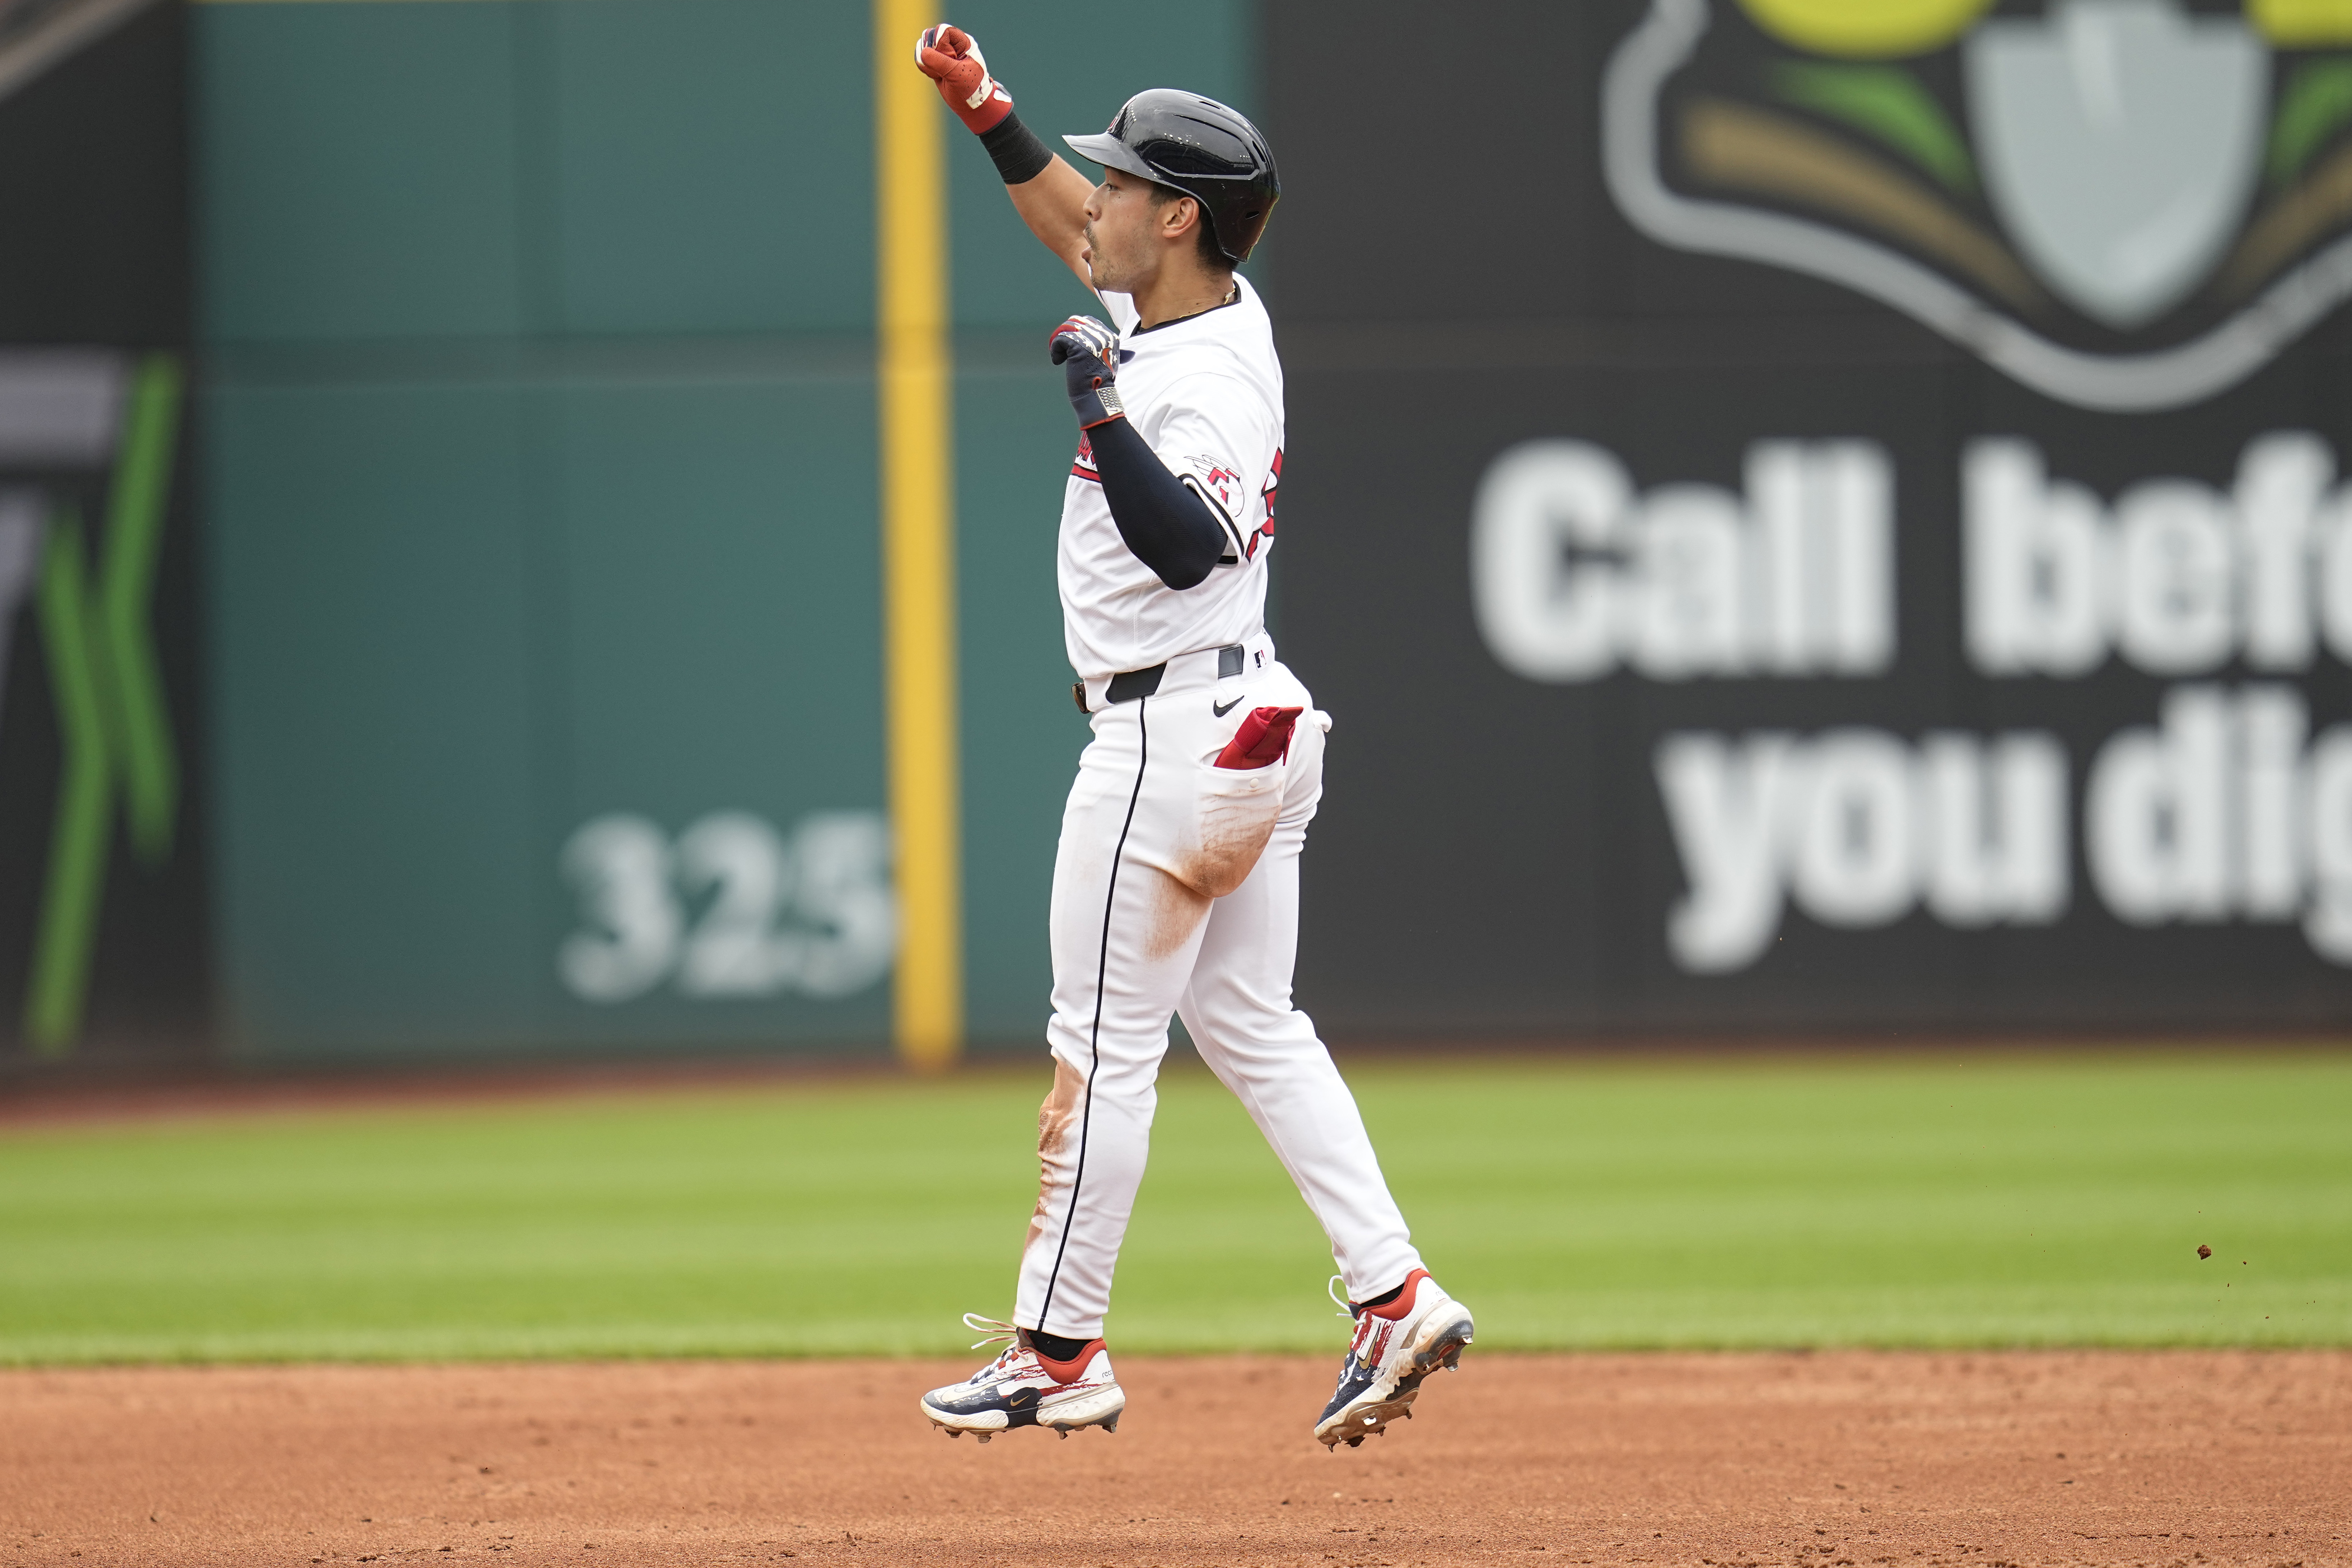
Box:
(924, 1383, 1124, 1443)
(1313, 1306, 1474, 1448)
(1316, 1387, 1420, 1446)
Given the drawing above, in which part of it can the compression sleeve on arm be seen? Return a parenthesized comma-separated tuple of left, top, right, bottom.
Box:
(1088, 416, 1230, 591)
(978, 111, 1054, 185)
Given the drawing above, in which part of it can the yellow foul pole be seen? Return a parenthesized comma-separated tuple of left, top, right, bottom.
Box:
(876, 0, 963, 1069)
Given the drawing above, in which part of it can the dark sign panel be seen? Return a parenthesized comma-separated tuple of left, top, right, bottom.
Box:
(0, 0, 204, 1060)
(1269, 0, 2352, 1033)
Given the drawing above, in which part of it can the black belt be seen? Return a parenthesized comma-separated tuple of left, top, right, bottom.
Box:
(1076, 644, 1249, 712)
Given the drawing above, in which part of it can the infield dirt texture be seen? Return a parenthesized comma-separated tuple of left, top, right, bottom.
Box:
(1, 1051, 2346, 1564)
(6, 1352, 2348, 1566)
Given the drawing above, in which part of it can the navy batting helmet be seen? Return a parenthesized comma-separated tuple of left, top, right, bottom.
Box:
(1064, 90, 1280, 264)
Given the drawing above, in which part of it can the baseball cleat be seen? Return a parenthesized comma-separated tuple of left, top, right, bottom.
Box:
(1312, 1269, 1473, 1449)
(919, 1314, 1126, 1441)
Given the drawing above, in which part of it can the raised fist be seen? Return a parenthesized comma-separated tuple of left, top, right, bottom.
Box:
(914, 24, 1013, 134)
(1049, 316, 1125, 429)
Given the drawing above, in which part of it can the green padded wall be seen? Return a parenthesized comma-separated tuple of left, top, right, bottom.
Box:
(197, 0, 1253, 1061)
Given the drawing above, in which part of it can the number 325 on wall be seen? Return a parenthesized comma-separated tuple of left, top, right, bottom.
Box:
(557, 811, 896, 1003)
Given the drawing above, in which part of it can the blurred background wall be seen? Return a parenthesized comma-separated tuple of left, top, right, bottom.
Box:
(5, 0, 2352, 1071)
(1274, 0, 2352, 1036)
(195, 0, 1248, 1063)
(0, 0, 203, 1065)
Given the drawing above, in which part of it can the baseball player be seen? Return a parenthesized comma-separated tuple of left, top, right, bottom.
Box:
(907, 26, 1474, 1450)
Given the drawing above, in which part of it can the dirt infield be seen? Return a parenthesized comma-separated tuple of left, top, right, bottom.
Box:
(3, 1354, 2344, 1567)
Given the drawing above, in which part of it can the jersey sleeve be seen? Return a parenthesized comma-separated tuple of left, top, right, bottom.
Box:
(1145, 373, 1275, 566)
(1098, 290, 1141, 335)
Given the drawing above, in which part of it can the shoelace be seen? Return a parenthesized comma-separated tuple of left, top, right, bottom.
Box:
(962, 1312, 1019, 1349)
(960, 1313, 1028, 1381)
(1329, 1275, 1394, 1368)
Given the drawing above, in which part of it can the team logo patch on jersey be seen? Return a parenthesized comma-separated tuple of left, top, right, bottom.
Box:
(1070, 430, 1100, 483)
(1184, 455, 1245, 518)
(1601, 0, 2352, 411)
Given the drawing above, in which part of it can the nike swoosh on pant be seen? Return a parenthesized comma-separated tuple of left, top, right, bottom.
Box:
(1213, 696, 1243, 717)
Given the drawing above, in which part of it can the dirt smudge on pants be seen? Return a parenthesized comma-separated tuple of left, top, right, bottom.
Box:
(1165, 780, 1282, 916)
(1024, 1058, 1086, 1256)
(1142, 865, 1215, 960)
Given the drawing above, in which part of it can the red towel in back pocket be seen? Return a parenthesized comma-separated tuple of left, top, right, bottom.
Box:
(1215, 705, 1304, 769)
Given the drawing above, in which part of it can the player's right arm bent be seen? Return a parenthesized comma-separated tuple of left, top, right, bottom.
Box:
(913, 24, 1095, 286)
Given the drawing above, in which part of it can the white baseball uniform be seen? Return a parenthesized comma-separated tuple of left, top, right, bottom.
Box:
(1014, 275, 1425, 1340)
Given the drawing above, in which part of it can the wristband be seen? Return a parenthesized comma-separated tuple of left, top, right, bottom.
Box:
(979, 111, 1054, 186)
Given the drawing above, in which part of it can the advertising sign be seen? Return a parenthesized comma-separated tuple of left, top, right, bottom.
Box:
(0, 0, 202, 1060)
(1272, 0, 2352, 1033)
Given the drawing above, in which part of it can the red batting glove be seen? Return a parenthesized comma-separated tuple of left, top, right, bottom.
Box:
(914, 24, 1014, 134)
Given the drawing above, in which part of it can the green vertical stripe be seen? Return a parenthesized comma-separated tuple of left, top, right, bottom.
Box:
(101, 357, 183, 863)
(27, 517, 114, 1055)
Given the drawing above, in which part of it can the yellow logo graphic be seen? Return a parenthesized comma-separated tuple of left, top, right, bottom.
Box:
(1737, 0, 1992, 57)
(2249, 0, 2352, 44)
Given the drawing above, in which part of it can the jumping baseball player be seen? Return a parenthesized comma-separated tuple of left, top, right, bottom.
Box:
(908, 26, 1474, 1450)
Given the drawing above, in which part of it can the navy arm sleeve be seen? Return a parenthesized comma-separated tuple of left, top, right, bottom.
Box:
(1088, 415, 1229, 591)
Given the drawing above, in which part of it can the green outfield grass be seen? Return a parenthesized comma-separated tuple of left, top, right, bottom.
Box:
(0, 1050, 2346, 1364)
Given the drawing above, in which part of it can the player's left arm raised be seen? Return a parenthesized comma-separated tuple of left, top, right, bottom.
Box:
(1049, 317, 1238, 590)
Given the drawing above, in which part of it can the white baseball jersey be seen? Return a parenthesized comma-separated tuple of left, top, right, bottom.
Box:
(1059, 274, 1283, 682)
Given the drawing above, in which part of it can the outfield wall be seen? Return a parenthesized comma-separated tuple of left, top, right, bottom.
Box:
(194, 0, 1252, 1062)
(16, 0, 2352, 1070)
(1272, 0, 2352, 1035)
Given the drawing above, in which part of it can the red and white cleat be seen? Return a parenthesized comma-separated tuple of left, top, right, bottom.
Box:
(920, 1315, 1126, 1443)
(1312, 1269, 1474, 1448)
